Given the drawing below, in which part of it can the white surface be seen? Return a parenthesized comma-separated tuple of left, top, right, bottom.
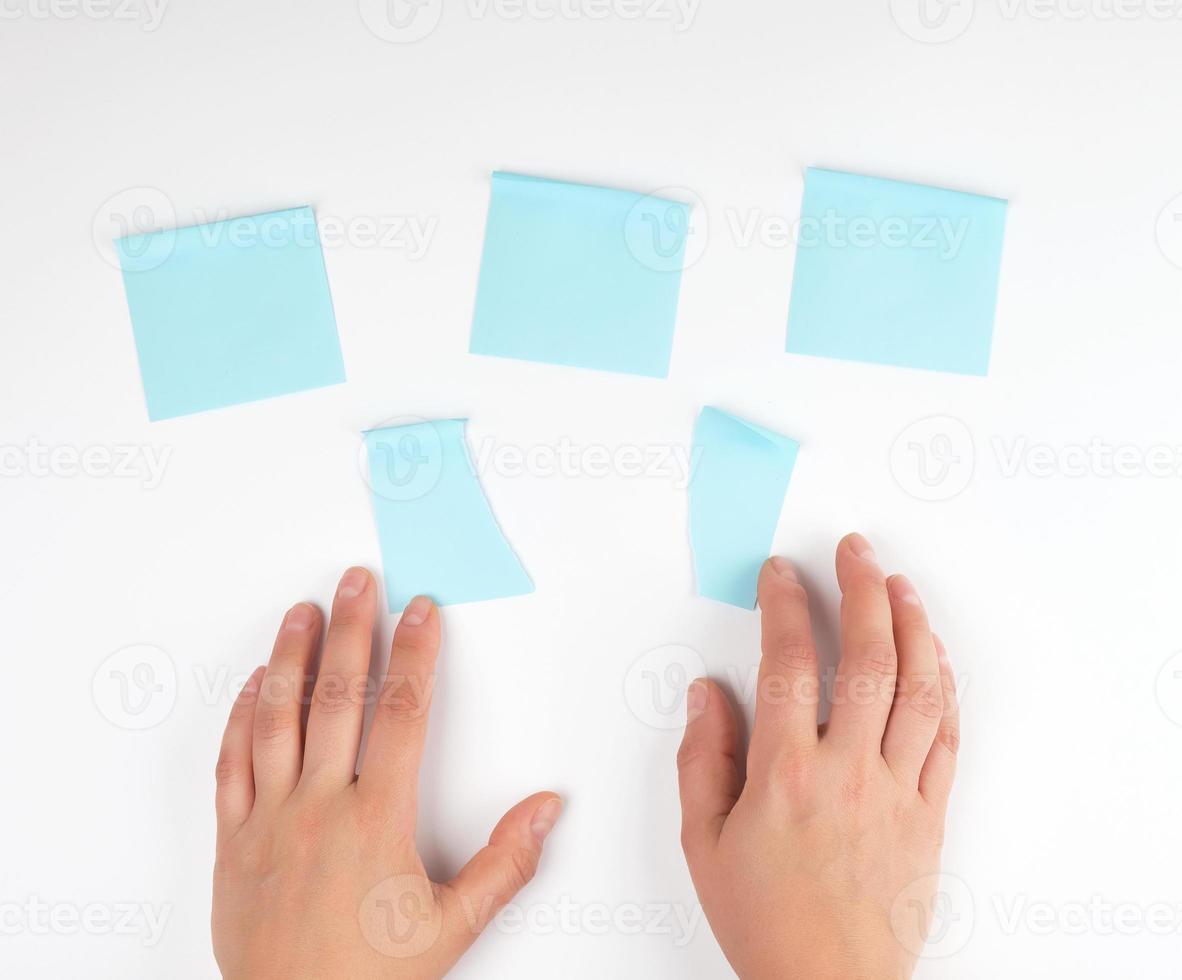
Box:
(3, 3, 1182, 977)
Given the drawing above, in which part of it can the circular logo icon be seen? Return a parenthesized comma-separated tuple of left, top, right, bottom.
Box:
(92, 187, 177, 272)
(359, 875, 443, 958)
(890, 871, 975, 959)
(1155, 193, 1182, 270)
(890, 415, 975, 502)
(624, 186, 708, 273)
(1154, 651, 1182, 727)
(624, 644, 708, 731)
(889, 0, 975, 44)
(359, 415, 446, 503)
(92, 644, 177, 731)
(358, 0, 443, 43)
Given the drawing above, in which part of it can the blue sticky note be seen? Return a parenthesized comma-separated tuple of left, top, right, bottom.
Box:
(786, 168, 1007, 376)
(470, 172, 688, 378)
(116, 206, 345, 421)
(690, 408, 799, 609)
(365, 419, 533, 609)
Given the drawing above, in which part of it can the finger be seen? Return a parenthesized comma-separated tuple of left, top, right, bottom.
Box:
(676, 679, 741, 861)
(356, 595, 440, 830)
(920, 635, 960, 808)
(881, 575, 943, 785)
(302, 567, 377, 788)
(253, 602, 322, 806)
(441, 792, 562, 952)
(826, 533, 897, 753)
(215, 665, 264, 841)
(747, 558, 819, 779)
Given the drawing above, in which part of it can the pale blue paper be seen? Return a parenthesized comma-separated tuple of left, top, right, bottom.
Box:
(116, 206, 345, 421)
(690, 408, 799, 609)
(786, 168, 1007, 376)
(470, 172, 688, 377)
(365, 420, 533, 609)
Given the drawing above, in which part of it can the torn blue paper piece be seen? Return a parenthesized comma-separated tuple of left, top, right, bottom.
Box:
(786, 168, 1007, 376)
(116, 206, 345, 421)
(690, 408, 799, 609)
(470, 171, 688, 378)
(365, 419, 533, 609)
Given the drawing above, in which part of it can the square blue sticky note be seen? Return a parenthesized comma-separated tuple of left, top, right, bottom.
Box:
(690, 407, 799, 609)
(786, 168, 1007, 376)
(470, 172, 688, 378)
(365, 419, 534, 609)
(116, 206, 345, 421)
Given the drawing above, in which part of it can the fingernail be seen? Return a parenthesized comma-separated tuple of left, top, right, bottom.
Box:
(243, 665, 266, 695)
(687, 680, 707, 720)
(848, 533, 877, 562)
(769, 556, 798, 581)
(530, 797, 563, 842)
(891, 575, 923, 607)
(283, 602, 316, 631)
(401, 595, 433, 627)
(337, 567, 369, 600)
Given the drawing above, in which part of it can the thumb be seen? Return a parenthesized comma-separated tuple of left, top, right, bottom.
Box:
(440, 792, 562, 948)
(676, 679, 741, 862)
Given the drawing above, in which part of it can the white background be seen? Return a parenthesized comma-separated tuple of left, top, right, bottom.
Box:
(3, 1, 1182, 976)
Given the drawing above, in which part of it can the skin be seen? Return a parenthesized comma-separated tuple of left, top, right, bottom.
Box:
(212, 566, 562, 979)
(212, 533, 957, 978)
(676, 533, 960, 980)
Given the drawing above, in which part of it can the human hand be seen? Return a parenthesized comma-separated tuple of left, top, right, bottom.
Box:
(676, 534, 960, 980)
(212, 567, 562, 979)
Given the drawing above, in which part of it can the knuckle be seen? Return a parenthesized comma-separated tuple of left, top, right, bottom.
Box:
(765, 636, 818, 674)
(903, 682, 944, 721)
(376, 676, 432, 724)
(503, 846, 539, 893)
(936, 722, 961, 755)
(254, 709, 298, 744)
(214, 754, 242, 786)
(856, 640, 897, 678)
(313, 675, 366, 714)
